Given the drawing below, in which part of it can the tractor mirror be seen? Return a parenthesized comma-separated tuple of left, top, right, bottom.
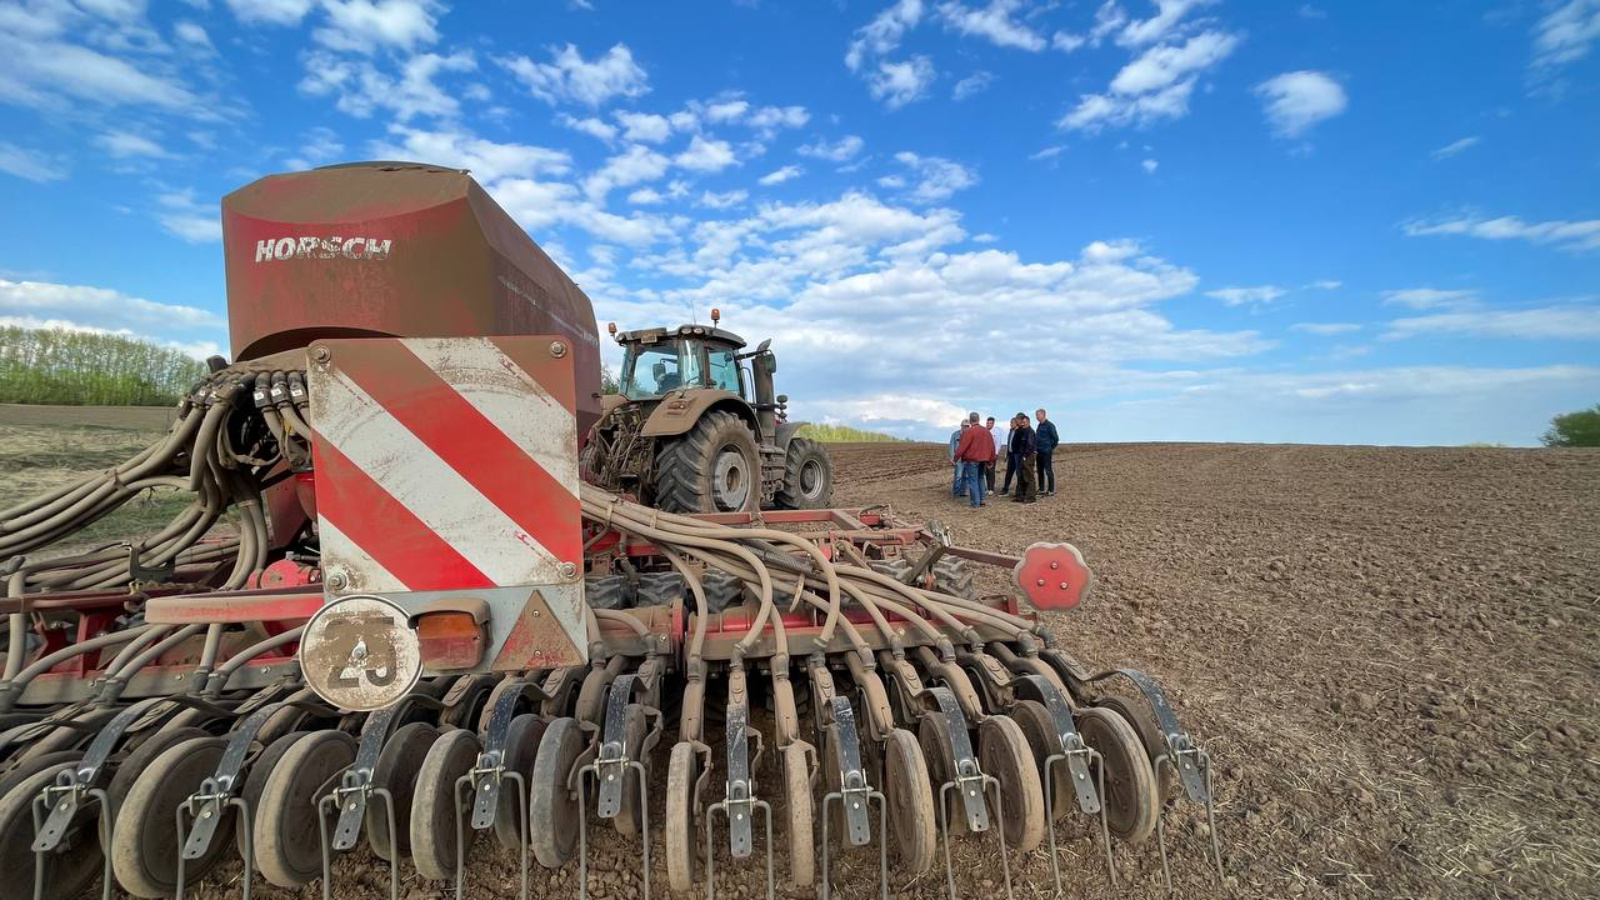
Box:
(777, 394, 788, 405)
(756, 339, 771, 353)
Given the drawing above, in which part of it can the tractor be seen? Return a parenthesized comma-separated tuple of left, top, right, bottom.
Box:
(581, 313, 834, 513)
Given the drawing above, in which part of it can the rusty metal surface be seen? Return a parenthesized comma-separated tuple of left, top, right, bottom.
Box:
(221, 162, 600, 436)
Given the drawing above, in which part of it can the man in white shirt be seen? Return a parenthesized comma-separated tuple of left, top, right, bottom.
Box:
(984, 416, 1004, 491)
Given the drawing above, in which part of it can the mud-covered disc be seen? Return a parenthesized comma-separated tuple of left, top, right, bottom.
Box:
(110, 735, 234, 898)
(664, 741, 698, 892)
(977, 715, 1046, 852)
(255, 730, 357, 888)
(781, 742, 814, 887)
(409, 729, 482, 882)
(529, 717, 584, 868)
(882, 728, 936, 875)
(0, 752, 102, 900)
(1076, 707, 1159, 843)
(367, 721, 442, 860)
(236, 731, 313, 861)
(1095, 694, 1178, 802)
(1008, 699, 1074, 821)
(915, 711, 966, 836)
(612, 704, 648, 838)
(493, 714, 548, 850)
(301, 595, 422, 712)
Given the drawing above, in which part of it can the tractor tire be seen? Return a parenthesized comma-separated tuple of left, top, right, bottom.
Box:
(774, 437, 834, 509)
(653, 411, 761, 513)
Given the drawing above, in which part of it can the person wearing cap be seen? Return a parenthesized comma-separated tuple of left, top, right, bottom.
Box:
(953, 411, 994, 508)
(1008, 412, 1038, 503)
(984, 416, 1003, 491)
(948, 420, 969, 497)
(1034, 408, 1059, 497)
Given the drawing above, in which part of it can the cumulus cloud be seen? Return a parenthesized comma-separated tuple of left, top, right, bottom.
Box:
(868, 56, 936, 109)
(500, 43, 649, 107)
(300, 49, 477, 121)
(1402, 214, 1600, 253)
(1254, 70, 1348, 138)
(846, 0, 925, 71)
(1060, 30, 1239, 131)
(891, 151, 978, 203)
(0, 142, 67, 182)
(615, 111, 673, 143)
(1, 278, 224, 334)
(314, 0, 442, 54)
(674, 135, 738, 172)
(758, 165, 804, 186)
(97, 131, 171, 159)
(697, 189, 748, 209)
(952, 70, 994, 100)
(559, 114, 618, 142)
(1206, 285, 1286, 306)
(798, 135, 865, 163)
(154, 189, 221, 243)
(373, 125, 571, 182)
(583, 144, 670, 200)
(1292, 322, 1361, 335)
(1384, 306, 1600, 342)
(1531, 0, 1600, 69)
(935, 0, 1046, 51)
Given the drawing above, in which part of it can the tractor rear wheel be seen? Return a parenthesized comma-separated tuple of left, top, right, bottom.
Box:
(653, 411, 760, 513)
(774, 437, 834, 509)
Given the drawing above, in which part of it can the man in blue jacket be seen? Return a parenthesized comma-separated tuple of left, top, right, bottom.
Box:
(1034, 408, 1060, 497)
(948, 421, 968, 496)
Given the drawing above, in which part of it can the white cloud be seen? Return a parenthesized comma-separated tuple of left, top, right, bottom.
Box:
(1060, 30, 1239, 131)
(615, 111, 673, 143)
(0, 29, 200, 113)
(846, 0, 925, 71)
(1116, 0, 1215, 47)
(583, 144, 670, 199)
(868, 56, 936, 109)
(674, 135, 738, 172)
(559, 114, 618, 142)
(155, 189, 220, 243)
(173, 20, 213, 49)
(1141, 158, 1158, 173)
(936, 0, 1046, 51)
(314, 0, 441, 54)
(284, 126, 346, 168)
(819, 395, 969, 430)
(1206, 285, 1286, 306)
(1, 278, 224, 332)
(745, 105, 810, 135)
(1254, 70, 1348, 138)
(300, 49, 477, 121)
(704, 99, 749, 123)
(1384, 306, 1600, 342)
(372, 125, 571, 182)
(0, 314, 222, 360)
(1307, 279, 1342, 290)
(1292, 322, 1361, 335)
(1402, 214, 1600, 253)
(1029, 145, 1065, 161)
(798, 135, 865, 163)
(97, 130, 171, 159)
(1431, 136, 1480, 160)
(758, 165, 804, 186)
(0, 142, 66, 182)
(627, 188, 664, 205)
(952, 70, 994, 100)
(892, 151, 978, 203)
(1380, 288, 1479, 310)
(224, 0, 314, 25)
(500, 43, 649, 107)
(1531, 0, 1600, 69)
(697, 189, 748, 209)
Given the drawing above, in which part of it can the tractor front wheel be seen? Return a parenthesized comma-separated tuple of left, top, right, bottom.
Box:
(774, 437, 834, 509)
(654, 410, 761, 512)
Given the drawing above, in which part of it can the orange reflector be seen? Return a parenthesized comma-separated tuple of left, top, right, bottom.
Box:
(415, 610, 486, 671)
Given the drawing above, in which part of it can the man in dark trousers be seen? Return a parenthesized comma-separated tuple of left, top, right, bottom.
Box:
(983, 416, 1002, 491)
(1034, 408, 1059, 497)
(1009, 412, 1038, 503)
(999, 415, 1019, 495)
(953, 412, 993, 508)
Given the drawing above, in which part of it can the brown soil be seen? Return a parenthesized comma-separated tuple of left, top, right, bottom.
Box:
(10, 426, 1595, 899)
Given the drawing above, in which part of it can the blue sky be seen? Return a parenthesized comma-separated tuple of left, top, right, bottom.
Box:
(1, 0, 1597, 445)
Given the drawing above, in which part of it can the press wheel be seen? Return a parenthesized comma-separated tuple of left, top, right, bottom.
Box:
(664, 741, 699, 892)
(235, 731, 312, 860)
(409, 729, 481, 881)
(529, 717, 583, 868)
(915, 711, 966, 835)
(494, 714, 548, 850)
(781, 742, 814, 887)
(612, 704, 647, 837)
(882, 728, 936, 876)
(1009, 699, 1074, 821)
(366, 721, 441, 861)
(0, 753, 102, 900)
(1095, 695, 1178, 801)
(1076, 707, 1159, 843)
(255, 730, 357, 887)
(111, 735, 233, 898)
(977, 715, 1045, 852)
(102, 726, 209, 852)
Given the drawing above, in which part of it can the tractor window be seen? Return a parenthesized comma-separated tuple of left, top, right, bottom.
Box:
(707, 347, 743, 396)
(620, 344, 683, 398)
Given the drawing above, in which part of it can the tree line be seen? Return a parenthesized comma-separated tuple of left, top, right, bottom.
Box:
(0, 327, 208, 407)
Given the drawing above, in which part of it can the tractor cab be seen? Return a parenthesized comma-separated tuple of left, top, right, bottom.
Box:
(615, 324, 752, 401)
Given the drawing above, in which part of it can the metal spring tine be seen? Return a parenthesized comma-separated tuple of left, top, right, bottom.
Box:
(176, 794, 253, 900)
(819, 789, 888, 900)
(704, 797, 774, 900)
(937, 774, 1011, 900)
(32, 785, 114, 900)
(1152, 743, 1224, 892)
(451, 768, 531, 900)
(578, 760, 651, 900)
(318, 785, 401, 900)
(1042, 749, 1116, 895)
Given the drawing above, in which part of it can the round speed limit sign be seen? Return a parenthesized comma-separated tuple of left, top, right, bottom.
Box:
(300, 595, 423, 712)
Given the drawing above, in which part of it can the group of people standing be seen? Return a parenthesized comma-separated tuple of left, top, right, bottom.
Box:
(947, 409, 1060, 508)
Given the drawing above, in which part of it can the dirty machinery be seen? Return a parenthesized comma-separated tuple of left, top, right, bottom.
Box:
(0, 162, 1222, 900)
(583, 315, 835, 514)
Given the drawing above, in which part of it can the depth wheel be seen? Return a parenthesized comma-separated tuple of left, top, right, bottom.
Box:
(612, 705, 647, 838)
(255, 730, 357, 888)
(782, 742, 814, 887)
(367, 721, 440, 861)
(494, 714, 548, 850)
(916, 711, 966, 836)
(111, 735, 233, 898)
(1096, 695, 1178, 801)
(409, 729, 481, 882)
(235, 731, 311, 861)
(102, 726, 209, 853)
(529, 717, 583, 868)
(978, 715, 1046, 852)
(664, 742, 699, 892)
(882, 728, 936, 876)
(1009, 699, 1073, 822)
(1076, 707, 1159, 843)
(0, 753, 102, 900)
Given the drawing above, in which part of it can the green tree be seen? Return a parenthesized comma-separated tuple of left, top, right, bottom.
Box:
(0, 326, 207, 406)
(600, 363, 620, 395)
(1541, 404, 1600, 447)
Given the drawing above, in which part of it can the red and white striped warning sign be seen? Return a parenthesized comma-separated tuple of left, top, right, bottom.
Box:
(306, 335, 586, 670)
